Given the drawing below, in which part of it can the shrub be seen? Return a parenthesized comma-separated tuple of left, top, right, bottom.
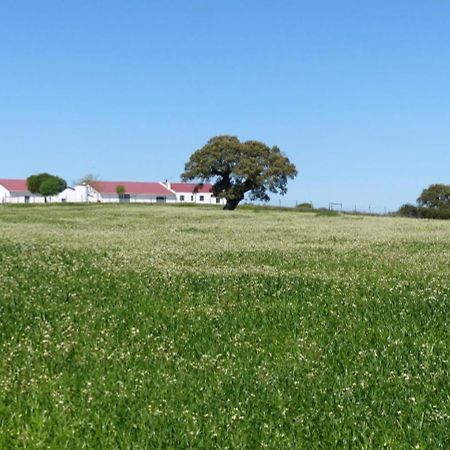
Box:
(397, 204, 450, 220)
(316, 209, 339, 217)
(398, 204, 419, 218)
(296, 202, 313, 210)
(419, 207, 450, 220)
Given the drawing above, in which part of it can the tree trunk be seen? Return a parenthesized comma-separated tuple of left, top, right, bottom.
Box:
(223, 198, 242, 211)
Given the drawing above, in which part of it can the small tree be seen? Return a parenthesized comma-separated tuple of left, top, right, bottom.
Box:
(181, 135, 297, 210)
(116, 184, 126, 201)
(78, 174, 100, 190)
(26, 173, 67, 203)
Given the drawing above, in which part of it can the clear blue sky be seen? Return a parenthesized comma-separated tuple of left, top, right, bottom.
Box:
(1, 1, 449, 211)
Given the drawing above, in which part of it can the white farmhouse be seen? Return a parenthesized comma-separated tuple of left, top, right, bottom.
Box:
(0, 179, 80, 204)
(167, 182, 225, 205)
(83, 181, 177, 203)
(0, 179, 46, 204)
(56, 185, 98, 203)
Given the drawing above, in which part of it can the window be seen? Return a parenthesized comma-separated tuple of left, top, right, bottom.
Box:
(119, 194, 130, 203)
(180, 195, 185, 201)
(156, 196, 166, 203)
(216, 197, 220, 204)
(24, 196, 30, 204)
(199, 195, 204, 202)
(191, 195, 194, 201)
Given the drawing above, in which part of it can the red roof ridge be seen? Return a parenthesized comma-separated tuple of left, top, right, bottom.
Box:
(88, 180, 175, 196)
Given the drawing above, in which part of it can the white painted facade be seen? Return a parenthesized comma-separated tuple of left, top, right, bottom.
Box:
(88, 193, 178, 203)
(164, 182, 226, 205)
(2, 193, 67, 204)
(56, 185, 98, 203)
(5, 194, 47, 204)
(0, 190, 46, 204)
(0, 184, 9, 203)
(173, 191, 224, 205)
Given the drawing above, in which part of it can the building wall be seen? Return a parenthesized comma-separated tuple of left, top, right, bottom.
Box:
(56, 188, 75, 203)
(0, 185, 8, 203)
(2, 192, 46, 204)
(95, 193, 178, 203)
(176, 192, 225, 205)
(1, 188, 82, 204)
(57, 186, 92, 203)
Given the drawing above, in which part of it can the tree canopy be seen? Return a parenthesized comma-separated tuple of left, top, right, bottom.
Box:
(417, 184, 450, 209)
(26, 173, 67, 201)
(398, 183, 450, 220)
(181, 135, 297, 210)
(116, 185, 126, 196)
(78, 173, 99, 186)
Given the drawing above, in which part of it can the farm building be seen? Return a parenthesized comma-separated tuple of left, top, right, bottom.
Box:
(82, 181, 177, 203)
(0, 179, 45, 204)
(0, 179, 80, 204)
(0, 178, 227, 206)
(167, 182, 225, 205)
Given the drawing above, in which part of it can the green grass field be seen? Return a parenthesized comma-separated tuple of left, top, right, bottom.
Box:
(1, 204, 449, 449)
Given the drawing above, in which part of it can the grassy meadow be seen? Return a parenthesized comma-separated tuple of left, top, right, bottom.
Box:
(0, 204, 449, 449)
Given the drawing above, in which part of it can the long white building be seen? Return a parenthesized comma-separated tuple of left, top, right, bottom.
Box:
(0, 179, 226, 205)
(0, 179, 48, 204)
(79, 181, 177, 203)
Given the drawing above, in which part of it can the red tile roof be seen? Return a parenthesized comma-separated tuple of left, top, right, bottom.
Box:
(0, 179, 29, 192)
(91, 181, 175, 196)
(170, 182, 213, 194)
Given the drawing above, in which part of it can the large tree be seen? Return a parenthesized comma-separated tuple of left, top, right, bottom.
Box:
(417, 184, 450, 209)
(26, 173, 67, 202)
(181, 135, 297, 210)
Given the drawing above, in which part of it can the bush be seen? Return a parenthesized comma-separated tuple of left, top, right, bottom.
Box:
(398, 204, 450, 220)
(316, 209, 339, 217)
(419, 207, 450, 220)
(398, 204, 419, 218)
(296, 202, 313, 210)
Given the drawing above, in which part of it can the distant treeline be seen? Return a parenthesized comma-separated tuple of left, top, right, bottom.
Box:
(398, 184, 450, 220)
(398, 204, 450, 220)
